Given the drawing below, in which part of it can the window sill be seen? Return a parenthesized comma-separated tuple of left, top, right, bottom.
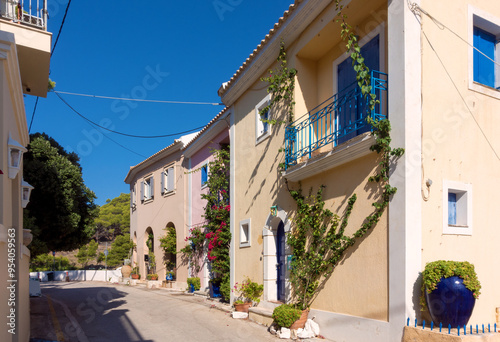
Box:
(255, 131, 270, 146)
(469, 81, 500, 100)
(282, 133, 375, 182)
(239, 242, 251, 248)
(443, 226, 472, 236)
(142, 198, 154, 204)
(162, 190, 176, 198)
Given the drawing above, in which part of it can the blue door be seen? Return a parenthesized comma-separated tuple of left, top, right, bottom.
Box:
(337, 34, 380, 145)
(277, 221, 286, 302)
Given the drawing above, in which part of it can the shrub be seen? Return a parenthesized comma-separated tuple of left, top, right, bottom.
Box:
(272, 304, 302, 328)
(187, 277, 201, 291)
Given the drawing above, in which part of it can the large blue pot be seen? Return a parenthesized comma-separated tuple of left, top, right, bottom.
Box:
(425, 276, 475, 327)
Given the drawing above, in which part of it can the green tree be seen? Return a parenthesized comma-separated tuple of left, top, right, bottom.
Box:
(159, 226, 176, 271)
(106, 234, 134, 268)
(94, 193, 130, 241)
(30, 253, 75, 271)
(23, 133, 98, 257)
(76, 240, 98, 269)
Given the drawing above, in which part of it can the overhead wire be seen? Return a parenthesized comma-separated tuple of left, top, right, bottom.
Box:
(409, 3, 500, 162)
(54, 91, 224, 106)
(54, 91, 206, 139)
(29, 0, 72, 133)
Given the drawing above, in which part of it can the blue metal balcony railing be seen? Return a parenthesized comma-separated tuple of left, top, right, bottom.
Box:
(285, 70, 388, 169)
(0, 0, 47, 30)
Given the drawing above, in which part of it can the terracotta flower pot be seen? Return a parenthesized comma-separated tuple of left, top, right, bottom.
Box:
(131, 274, 139, 279)
(290, 309, 309, 330)
(234, 302, 252, 313)
(121, 265, 132, 278)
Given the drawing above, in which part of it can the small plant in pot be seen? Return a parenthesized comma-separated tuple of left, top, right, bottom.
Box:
(272, 304, 303, 329)
(421, 260, 481, 327)
(146, 273, 158, 281)
(131, 266, 140, 279)
(232, 277, 264, 312)
(187, 277, 201, 293)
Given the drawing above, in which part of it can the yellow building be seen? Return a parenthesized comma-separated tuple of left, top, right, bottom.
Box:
(220, 0, 500, 341)
(0, 1, 51, 341)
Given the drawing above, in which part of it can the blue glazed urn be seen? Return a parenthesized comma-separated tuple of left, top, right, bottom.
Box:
(425, 276, 476, 327)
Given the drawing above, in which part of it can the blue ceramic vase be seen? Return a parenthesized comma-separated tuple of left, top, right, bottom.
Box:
(425, 276, 475, 327)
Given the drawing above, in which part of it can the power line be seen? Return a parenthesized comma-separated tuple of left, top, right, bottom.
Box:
(30, 0, 72, 132)
(54, 91, 206, 139)
(51, 0, 72, 57)
(54, 91, 224, 106)
(28, 97, 39, 133)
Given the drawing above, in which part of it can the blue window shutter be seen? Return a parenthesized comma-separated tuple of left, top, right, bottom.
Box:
(140, 181, 144, 202)
(473, 26, 496, 88)
(448, 192, 457, 225)
(150, 177, 154, 199)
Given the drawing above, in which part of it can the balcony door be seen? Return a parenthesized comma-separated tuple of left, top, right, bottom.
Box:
(336, 34, 380, 145)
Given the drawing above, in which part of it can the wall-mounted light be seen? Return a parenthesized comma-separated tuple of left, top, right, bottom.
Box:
(270, 205, 278, 217)
(8, 135, 27, 179)
(21, 179, 34, 208)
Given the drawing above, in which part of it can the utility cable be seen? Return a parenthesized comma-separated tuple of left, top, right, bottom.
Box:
(30, 0, 72, 132)
(422, 31, 500, 162)
(51, 0, 72, 57)
(54, 91, 206, 139)
(409, 2, 500, 68)
(54, 91, 224, 106)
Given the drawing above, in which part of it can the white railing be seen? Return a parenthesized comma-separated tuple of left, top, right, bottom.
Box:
(0, 0, 47, 30)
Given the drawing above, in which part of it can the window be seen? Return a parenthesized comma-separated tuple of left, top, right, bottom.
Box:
(140, 176, 154, 202)
(255, 94, 271, 144)
(161, 166, 175, 195)
(443, 180, 472, 235)
(239, 219, 251, 248)
(201, 164, 208, 187)
(130, 185, 136, 209)
(469, 7, 500, 97)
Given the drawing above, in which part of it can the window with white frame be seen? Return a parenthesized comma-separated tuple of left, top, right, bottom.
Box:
(201, 163, 208, 187)
(469, 7, 500, 97)
(239, 219, 251, 248)
(161, 165, 175, 195)
(443, 180, 472, 235)
(140, 176, 154, 202)
(130, 184, 136, 209)
(255, 94, 271, 144)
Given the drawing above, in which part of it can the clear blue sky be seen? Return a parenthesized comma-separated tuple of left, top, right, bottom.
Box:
(24, 1, 293, 206)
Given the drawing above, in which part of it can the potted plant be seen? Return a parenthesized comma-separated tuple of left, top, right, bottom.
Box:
(147, 273, 158, 281)
(272, 304, 303, 329)
(187, 277, 201, 293)
(131, 266, 140, 279)
(232, 277, 264, 312)
(166, 271, 175, 281)
(421, 260, 481, 327)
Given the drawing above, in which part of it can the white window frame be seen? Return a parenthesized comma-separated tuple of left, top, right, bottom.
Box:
(130, 184, 136, 209)
(468, 5, 500, 99)
(442, 180, 473, 236)
(239, 219, 251, 248)
(201, 163, 209, 189)
(255, 94, 271, 145)
(141, 175, 154, 202)
(161, 165, 175, 196)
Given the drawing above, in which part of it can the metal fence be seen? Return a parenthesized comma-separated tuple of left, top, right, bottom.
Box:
(0, 0, 47, 29)
(284, 71, 388, 169)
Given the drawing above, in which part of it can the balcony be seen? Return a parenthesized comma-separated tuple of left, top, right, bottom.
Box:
(0, 0, 47, 29)
(0, 0, 51, 97)
(284, 71, 388, 172)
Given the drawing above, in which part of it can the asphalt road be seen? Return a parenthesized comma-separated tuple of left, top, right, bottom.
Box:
(30, 282, 279, 342)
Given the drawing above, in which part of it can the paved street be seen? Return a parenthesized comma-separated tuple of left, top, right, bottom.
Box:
(30, 282, 281, 342)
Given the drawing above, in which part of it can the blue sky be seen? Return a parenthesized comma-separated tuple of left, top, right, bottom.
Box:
(25, 1, 293, 205)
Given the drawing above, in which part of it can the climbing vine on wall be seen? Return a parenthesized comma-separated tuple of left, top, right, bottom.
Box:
(281, 1, 405, 310)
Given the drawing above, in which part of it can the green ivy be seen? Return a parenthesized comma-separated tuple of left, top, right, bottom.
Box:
(285, 1, 404, 310)
(260, 41, 297, 125)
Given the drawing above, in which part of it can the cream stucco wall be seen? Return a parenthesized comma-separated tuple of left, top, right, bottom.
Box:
(231, 0, 390, 322)
(420, 0, 500, 324)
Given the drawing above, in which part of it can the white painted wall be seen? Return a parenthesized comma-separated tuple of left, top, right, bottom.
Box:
(30, 269, 123, 283)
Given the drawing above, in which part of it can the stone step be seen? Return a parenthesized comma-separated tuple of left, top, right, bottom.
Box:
(248, 306, 274, 327)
